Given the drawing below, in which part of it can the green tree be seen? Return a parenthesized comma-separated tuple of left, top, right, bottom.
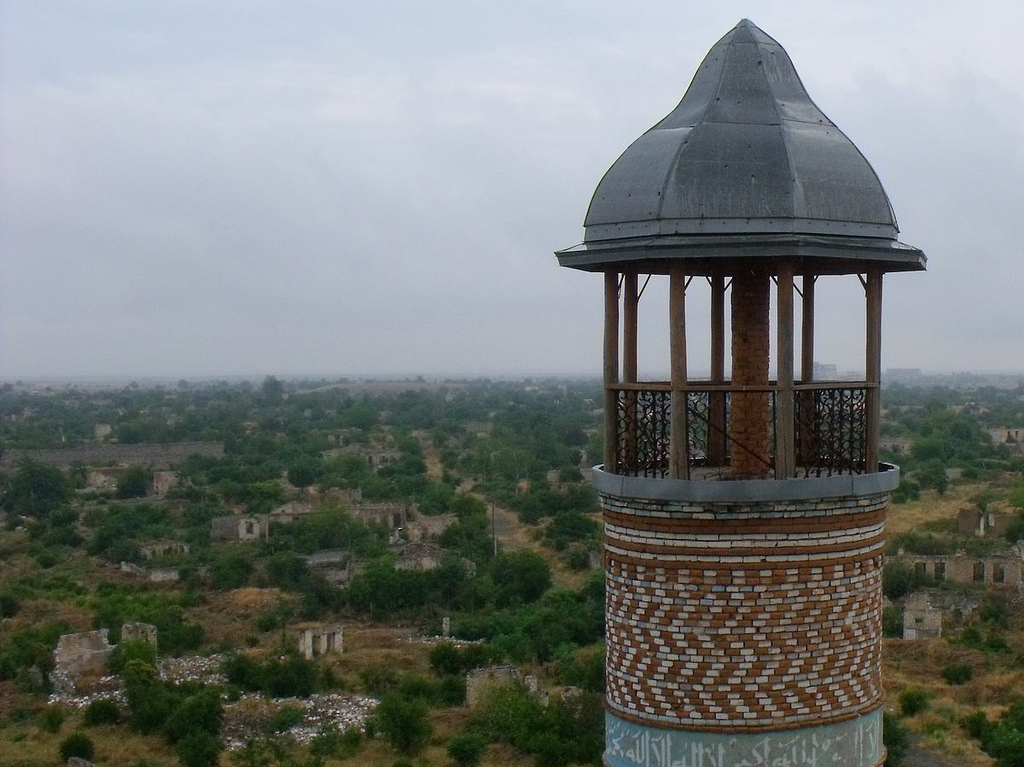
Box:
(1, 459, 71, 519)
(372, 694, 432, 755)
(116, 466, 151, 498)
(286, 459, 320, 488)
(210, 547, 254, 590)
(491, 550, 551, 606)
(122, 659, 172, 734)
(261, 375, 285, 403)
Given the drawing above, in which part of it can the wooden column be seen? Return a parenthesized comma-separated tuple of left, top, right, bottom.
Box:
(622, 272, 639, 470)
(604, 271, 620, 473)
(623, 272, 639, 383)
(709, 275, 727, 466)
(801, 275, 816, 383)
(669, 265, 689, 479)
(776, 264, 795, 479)
(865, 268, 883, 473)
(797, 274, 817, 466)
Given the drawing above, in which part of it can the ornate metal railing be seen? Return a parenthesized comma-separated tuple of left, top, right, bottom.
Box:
(611, 382, 869, 478)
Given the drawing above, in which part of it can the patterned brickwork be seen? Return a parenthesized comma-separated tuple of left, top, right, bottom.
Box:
(602, 488, 888, 731)
(730, 270, 771, 477)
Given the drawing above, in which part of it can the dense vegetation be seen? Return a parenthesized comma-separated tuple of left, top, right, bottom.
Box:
(3, 376, 1024, 765)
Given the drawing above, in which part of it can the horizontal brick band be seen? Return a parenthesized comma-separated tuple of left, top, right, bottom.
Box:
(603, 507, 886, 535)
(604, 538, 885, 565)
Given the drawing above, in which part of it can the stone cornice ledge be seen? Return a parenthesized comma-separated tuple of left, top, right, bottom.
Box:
(593, 463, 900, 504)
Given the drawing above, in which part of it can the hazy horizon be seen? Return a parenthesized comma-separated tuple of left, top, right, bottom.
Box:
(3, 2, 1022, 379)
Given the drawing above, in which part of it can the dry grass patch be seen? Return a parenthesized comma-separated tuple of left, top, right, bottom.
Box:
(189, 587, 295, 648)
(886, 483, 986, 536)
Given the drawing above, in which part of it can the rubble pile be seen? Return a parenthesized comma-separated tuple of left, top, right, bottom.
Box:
(159, 653, 226, 685)
(410, 634, 482, 647)
(48, 679, 124, 709)
(223, 693, 378, 750)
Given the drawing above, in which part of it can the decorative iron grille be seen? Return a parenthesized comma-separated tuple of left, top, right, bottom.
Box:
(614, 388, 670, 477)
(794, 386, 868, 476)
(611, 384, 869, 478)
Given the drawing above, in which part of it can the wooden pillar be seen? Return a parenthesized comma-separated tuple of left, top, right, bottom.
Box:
(709, 275, 727, 466)
(604, 272, 620, 473)
(801, 275, 815, 383)
(865, 268, 883, 473)
(776, 264, 795, 479)
(669, 265, 689, 479)
(797, 274, 817, 467)
(623, 272, 639, 383)
(622, 272, 639, 471)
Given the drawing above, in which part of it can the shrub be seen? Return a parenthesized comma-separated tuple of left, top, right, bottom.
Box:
(37, 705, 67, 733)
(59, 732, 95, 762)
(447, 731, 488, 767)
(371, 694, 432, 755)
(271, 705, 303, 733)
(109, 638, 157, 674)
(899, 687, 931, 716)
(310, 726, 363, 759)
(429, 642, 461, 676)
(0, 592, 20, 618)
(962, 710, 990, 739)
(942, 662, 973, 685)
(176, 730, 222, 767)
(164, 688, 224, 743)
(883, 711, 910, 766)
(84, 697, 121, 726)
(360, 664, 399, 695)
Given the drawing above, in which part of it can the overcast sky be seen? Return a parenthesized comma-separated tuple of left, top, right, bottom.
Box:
(2, 1, 1022, 380)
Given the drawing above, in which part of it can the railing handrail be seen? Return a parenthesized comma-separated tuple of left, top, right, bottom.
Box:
(609, 379, 876, 393)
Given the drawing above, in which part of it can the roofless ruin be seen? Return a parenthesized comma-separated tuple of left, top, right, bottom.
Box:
(557, 19, 924, 766)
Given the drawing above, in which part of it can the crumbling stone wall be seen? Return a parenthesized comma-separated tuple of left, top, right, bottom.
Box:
(51, 629, 114, 694)
(901, 553, 1022, 586)
(297, 624, 344, 660)
(122, 622, 158, 649)
(465, 665, 540, 707)
(211, 515, 263, 542)
(903, 592, 943, 639)
(351, 503, 408, 529)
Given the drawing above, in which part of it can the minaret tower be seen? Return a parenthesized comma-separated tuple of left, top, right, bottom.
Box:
(557, 20, 925, 767)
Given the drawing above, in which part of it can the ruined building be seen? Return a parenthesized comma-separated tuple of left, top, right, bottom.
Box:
(557, 20, 925, 766)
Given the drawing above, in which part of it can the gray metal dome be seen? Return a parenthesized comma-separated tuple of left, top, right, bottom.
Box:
(557, 19, 925, 274)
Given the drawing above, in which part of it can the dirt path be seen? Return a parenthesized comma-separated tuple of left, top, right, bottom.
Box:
(414, 430, 444, 481)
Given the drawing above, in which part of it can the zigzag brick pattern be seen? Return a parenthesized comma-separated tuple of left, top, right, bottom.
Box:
(601, 490, 888, 731)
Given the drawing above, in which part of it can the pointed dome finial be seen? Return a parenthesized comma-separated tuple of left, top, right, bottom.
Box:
(558, 20, 925, 274)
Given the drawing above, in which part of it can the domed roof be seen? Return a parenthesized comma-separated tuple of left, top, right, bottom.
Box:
(557, 19, 925, 274)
